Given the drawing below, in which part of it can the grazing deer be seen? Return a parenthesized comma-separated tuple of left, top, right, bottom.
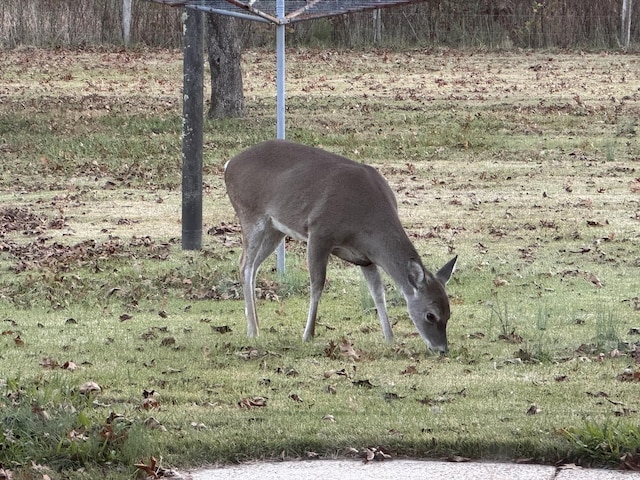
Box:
(224, 140, 457, 352)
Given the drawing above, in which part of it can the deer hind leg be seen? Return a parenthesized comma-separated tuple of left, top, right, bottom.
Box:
(239, 216, 285, 337)
(361, 264, 393, 342)
(302, 237, 332, 342)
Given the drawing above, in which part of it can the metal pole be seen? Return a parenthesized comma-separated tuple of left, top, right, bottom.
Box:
(275, 0, 286, 273)
(181, 7, 204, 250)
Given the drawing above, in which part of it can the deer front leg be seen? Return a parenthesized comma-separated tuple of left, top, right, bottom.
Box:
(302, 239, 331, 342)
(361, 263, 393, 342)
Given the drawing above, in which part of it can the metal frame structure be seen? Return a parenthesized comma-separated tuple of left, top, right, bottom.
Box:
(147, 0, 427, 271)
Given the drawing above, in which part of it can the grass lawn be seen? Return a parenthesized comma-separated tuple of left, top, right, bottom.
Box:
(0, 47, 639, 479)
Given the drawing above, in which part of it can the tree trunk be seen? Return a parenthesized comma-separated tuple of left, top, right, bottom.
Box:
(206, 13, 244, 119)
(122, 0, 132, 47)
(621, 0, 633, 48)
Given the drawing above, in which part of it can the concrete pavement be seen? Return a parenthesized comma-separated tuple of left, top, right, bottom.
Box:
(187, 459, 640, 480)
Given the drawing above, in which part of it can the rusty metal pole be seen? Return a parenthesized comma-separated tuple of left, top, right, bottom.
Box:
(181, 7, 204, 250)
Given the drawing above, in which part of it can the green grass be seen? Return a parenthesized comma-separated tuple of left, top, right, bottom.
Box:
(1, 48, 640, 478)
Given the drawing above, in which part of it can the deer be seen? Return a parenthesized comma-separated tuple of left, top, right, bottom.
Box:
(224, 140, 457, 353)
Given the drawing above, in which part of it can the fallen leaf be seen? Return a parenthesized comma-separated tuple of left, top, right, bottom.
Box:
(133, 456, 158, 478)
(142, 398, 160, 410)
(289, 393, 303, 403)
(617, 369, 640, 382)
(362, 447, 392, 462)
(324, 339, 339, 359)
(384, 392, 404, 402)
(493, 277, 509, 287)
(446, 455, 471, 462)
(499, 330, 523, 344)
(468, 331, 486, 339)
(340, 339, 362, 361)
(211, 325, 232, 334)
(401, 365, 418, 375)
(40, 357, 59, 369)
(352, 379, 375, 388)
(68, 429, 89, 442)
(237, 396, 268, 409)
(526, 403, 541, 415)
(62, 361, 78, 371)
(324, 368, 348, 378)
(586, 391, 609, 398)
(143, 417, 167, 431)
(31, 403, 50, 420)
(587, 273, 602, 288)
(79, 381, 101, 395)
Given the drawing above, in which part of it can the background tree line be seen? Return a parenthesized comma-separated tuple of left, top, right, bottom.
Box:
(0, 0, 637, 50)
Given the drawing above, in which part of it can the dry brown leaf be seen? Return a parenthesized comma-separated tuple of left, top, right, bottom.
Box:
(143, 417, 168, 431)
(237, 396, 268, 409)
(289, 393, 303, 403)
(40, 357, 59, 369)
(446, 455, 471, 462)
(62, 361, 78, 371)
(617, 369, 640, 382)
(68, 429, 89, 442)
(79, 381, 101, 395)
(498, 330, 523, 344)
(339, 339, 361, 361)
(31, 403, 50, 421)
(526, 403, 541, 415)
(133, 456, 158, 478)
(401, 365, 418, 375)
(142, 397, 160, 410)
(211, 325, 232, 334)
(587, 273, 602, 288)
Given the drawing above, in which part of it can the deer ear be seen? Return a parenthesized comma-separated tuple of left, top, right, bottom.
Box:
(435, 255, 458, 285)
(407, 260, 426, 290)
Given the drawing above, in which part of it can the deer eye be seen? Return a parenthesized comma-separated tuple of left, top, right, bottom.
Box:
(425, 312, 437, 323)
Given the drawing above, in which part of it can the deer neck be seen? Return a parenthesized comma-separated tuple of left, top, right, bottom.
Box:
(368, 231, 425, 295)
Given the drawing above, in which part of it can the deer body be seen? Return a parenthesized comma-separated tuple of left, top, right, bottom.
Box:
(224, 140, 457, 352)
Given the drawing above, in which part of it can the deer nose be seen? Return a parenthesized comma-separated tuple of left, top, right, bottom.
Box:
(434, 345, 448, 355)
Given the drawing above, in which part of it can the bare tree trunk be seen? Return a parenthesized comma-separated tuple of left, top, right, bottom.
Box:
(122, 0, 132, 47)
(206, 13, 244, 119)
(373, 10, 382, 45)
(621, 0, 633, 48)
